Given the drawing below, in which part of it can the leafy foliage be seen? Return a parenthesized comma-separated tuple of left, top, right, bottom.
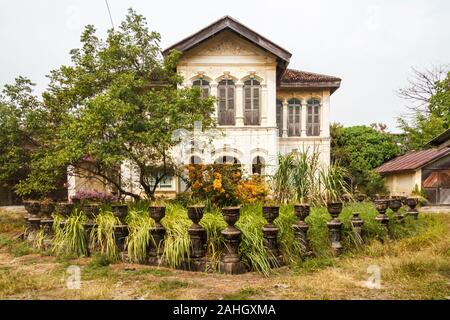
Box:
(330, 123, 400, 194)
(9, 9, 214, 200)
(397, 68, 450, 150)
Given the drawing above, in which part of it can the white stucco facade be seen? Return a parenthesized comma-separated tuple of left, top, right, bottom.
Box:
(171, 30, 335, 177)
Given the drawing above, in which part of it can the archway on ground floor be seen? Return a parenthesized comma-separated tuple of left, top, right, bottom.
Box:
(252, 156, 265, 175)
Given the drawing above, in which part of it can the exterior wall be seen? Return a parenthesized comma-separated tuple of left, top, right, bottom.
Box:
(276, 89, 331, 167)
(383, 170, 422, 196)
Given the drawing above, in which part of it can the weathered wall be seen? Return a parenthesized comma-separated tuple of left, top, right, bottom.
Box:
(384, 170, 422, 196)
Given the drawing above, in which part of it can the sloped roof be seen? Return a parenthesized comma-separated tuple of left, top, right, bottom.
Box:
(429, 128, 450, 146)
(162, 16, 292, 70)
(375, 147, 450, 175)
(280, 69, 341, 93)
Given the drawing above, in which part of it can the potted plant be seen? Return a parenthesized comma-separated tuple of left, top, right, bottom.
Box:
(187, 205, 205, 228)
(389, 198, 402, 213)
(111, 203, 129, 223)
(294, 203, 310, 222)
(55, 202, 75, 218)
(221, 206, 241, 228)
(355, 192, 366, 202)
(262, 199, 280, 226)
(23, 199, 41, 218)
(39, 198, 55, 219)
(327, 201, 343, 219)
(148, 205, 165, 226)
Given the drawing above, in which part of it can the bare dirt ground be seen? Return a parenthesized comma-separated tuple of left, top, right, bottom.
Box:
(0, 208, 449, 300)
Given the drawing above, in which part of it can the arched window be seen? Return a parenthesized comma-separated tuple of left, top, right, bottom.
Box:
(192, 79, 210, 98)
(190, 155, 202, 165)
(214, 156, 240, 165)
(306, 99, 320, 136)
(244, 79, 260, 125)
(288, 98, 301, 136)
(252, 156, 265, 175)
(218, 79, 235, 125)
(276, 99, 283, 137)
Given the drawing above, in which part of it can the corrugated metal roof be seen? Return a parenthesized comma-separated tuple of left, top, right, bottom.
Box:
(375, 147, 450, 174)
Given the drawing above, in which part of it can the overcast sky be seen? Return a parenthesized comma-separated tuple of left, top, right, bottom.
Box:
(1, 0, 449, 132)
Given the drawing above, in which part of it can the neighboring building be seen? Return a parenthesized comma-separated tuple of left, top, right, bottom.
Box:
(376, 128, 450, 205)
(68, 16, 341, 199)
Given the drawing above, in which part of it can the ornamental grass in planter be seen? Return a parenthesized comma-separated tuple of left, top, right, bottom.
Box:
(90, 210, 120, 261)
(52, 209, 87, 256)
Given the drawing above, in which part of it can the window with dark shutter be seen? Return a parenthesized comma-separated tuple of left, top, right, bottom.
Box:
(288, 98, 301, 136)
(306, 99, 320, 136)
(243, 79, 260, 125)
(192, 79, 210, 98)
(217, 79, 235, 125)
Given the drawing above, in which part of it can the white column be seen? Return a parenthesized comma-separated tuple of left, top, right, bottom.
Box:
(282, 99, 288, 138)
(235, 83, 244, 126)
(210, 83, 218, 120)
(301, 100, 307, 136)
(261, 84, 268, 126)
(321, 91, 330, 137)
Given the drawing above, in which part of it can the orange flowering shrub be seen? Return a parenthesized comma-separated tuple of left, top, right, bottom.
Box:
(187, 164, 242, 207)
(186, 164, 269, 206)
(235, 175, 269, 204)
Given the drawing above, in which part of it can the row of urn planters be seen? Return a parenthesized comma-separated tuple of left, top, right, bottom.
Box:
(22, 201, 130, 253)
(22, 197, 420, 274)
(326, 197, 420, 254)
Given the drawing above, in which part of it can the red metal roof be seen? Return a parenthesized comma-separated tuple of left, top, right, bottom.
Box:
(376, 147, 450, 175)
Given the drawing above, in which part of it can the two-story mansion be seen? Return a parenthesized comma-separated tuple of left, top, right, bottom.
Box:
(68, 16, 341, 198)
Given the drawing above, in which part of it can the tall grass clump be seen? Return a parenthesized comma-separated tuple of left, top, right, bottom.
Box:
(161, 204, 192, 268)
(237, 205, 278, 275)
(52, 209, 87, 256)
(200, 208, 226, 271)
(126, 206, 154, 263)
(272, 149, 352, 205)
(91, 210, 120, 261)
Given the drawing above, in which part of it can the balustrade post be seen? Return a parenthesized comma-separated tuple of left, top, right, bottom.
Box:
(148, 206, 166, 265)
(220, 207, 246, 274)
(292, 204, 313, 257)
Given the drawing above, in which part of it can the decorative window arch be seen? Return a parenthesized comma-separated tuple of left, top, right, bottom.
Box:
(306, 98, 321, 136)
(288, 98, 301, 136)
(276, 99, 283, 137)
(192, 78, 210, 98)
(218, 79, 235, 125)
(214, 155, 240, 165)
(252, 156, 265, 175)
(243, 79, 261, 125)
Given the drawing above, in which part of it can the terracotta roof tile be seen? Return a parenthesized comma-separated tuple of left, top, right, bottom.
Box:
(281, 68, 341, 83)
(375, 148, 450, 174)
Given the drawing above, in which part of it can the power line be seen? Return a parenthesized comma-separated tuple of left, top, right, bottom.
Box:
(104, 0, 114, 29)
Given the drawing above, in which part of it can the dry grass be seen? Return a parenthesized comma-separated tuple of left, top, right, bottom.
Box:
(0, 208, 449, 300)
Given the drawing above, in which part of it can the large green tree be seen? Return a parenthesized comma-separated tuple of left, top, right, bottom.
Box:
(397, 66, 450, 150)
(330, 123, 400, 194)
(13, 9, 215, 200)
